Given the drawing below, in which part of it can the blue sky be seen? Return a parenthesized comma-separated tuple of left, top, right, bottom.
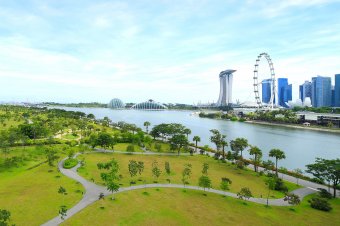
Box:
(0, 0, 340, 104)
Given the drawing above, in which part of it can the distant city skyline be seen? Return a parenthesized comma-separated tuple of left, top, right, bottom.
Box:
(0, 0, 340, 104)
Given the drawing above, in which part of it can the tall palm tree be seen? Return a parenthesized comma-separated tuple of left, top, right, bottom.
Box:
(184, 128, 192, 139)
(249, 146, 262, 172)
(269, 149, 286, 176)
(221, 136, 228, 160)
(192, 136, 201, 152)
(143, 121, 151, 133)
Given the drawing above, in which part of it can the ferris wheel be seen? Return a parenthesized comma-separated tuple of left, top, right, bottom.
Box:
(253, 53, 276, 109)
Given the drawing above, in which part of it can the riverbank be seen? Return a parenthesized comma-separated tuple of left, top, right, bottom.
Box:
(245, 120, 340, 134)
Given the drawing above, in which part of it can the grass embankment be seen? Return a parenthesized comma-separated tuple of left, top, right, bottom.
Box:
(0, 145, 84, 226)
(62, 189, 340, 226)
(78, 153, 299, 198)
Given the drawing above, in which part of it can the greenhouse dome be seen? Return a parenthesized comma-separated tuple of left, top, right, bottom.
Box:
(108, 98, 125, 109)
(131, 99, 168, 110)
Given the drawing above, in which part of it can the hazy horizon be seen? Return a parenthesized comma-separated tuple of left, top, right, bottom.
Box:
(1, 0, 340, 104)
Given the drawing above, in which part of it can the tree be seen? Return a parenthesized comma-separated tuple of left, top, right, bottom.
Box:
(192, 136, 201, 152)
(169, 134, 188, 156)
(152, 160, 162, 182)
(284, 193, 301, 205)
(248, 146, 262, 172)
(237, 187, 253, 200)
(143, 121, 151, 133)
(230, 138, 248, 159)
(97, 159, 120, 199)
(45, 147, 59, 166)
(128, 160, 138, 184)
(96, 132, 115, 149)
(262, 160, 275, 173)
(58, 186, 67, 205)
(293, 168, 303, 185)
(182, 163, 192, 187)
(183, 128, 191, 139)
(220, 135, 228, 160)
(306, 158, 340, 198)
(137, 161, 144, 176)
(269, 149, 286, 177)
(165, 161, 171, 175)
(0, 209, 12, 226)
(198, 175, 211, 192)
(220, 177, 232, 195)
(59, 205, 68, 220)
(209, 129, 222, 152)
(265, 177, 276, 206)
(202, 163, 209, 175)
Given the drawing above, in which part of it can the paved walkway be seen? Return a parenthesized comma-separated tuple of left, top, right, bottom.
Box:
(42, 151, 336, 226)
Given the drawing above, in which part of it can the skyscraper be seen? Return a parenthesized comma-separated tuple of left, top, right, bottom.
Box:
(299, 81, 312, 103)
(262, 79, 272, 104)
(216, 69, 236, 106)
(277, 78, 292, 107)
(335, 74, 340, 107)
(311, 76, 332, 107)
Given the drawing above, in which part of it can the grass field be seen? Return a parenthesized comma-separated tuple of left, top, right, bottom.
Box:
(62, 188, 340, 226)
(77, 152, 299, 198)
(0, 145, 84, 225)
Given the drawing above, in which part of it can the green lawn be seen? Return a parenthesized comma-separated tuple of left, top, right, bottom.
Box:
(62, 133, 79, 140)
(77, 152, 299, 198)
(62, 189, 340, 226)
(112, 143, 144, 152)
(0, 145, 84, 225)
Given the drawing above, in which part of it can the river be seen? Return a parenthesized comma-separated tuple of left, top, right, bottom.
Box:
(55, 107, 340, 171)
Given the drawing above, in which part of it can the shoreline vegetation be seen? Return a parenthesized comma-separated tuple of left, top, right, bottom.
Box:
(244, 120, 340, 134)
(198, 110, 340, 134)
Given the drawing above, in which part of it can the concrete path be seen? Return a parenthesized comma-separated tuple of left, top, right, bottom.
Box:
(42, 151, 334, 226)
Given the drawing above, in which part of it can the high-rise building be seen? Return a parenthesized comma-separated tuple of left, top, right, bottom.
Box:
(262, 79, 272, 104)
(217, 69, 236, 106)
(332, 86, 335, 107)
(311, 76, 332, 107)
(335, 74, 340, 107)
(299, 81, 312, 103)
(277, 78, 292, 107)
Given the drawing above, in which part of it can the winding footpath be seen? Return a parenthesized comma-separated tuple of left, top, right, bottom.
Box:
(42, 150, 338, 226)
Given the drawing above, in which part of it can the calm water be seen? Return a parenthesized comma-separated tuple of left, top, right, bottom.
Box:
(56, 107, 340, 171)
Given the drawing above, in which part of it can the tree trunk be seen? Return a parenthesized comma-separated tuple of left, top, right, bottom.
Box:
(275, 159, 278, 177)
(195, 141, 197, 152)
(333, 182, 338, 198)
(222, 146, 225, 159)
(254, 155, 257, 172)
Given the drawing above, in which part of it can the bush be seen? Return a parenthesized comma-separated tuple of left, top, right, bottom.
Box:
(309, 197, 332, 211)
(63, 158, 78, 169)
(274, 178, 288, 192)
(317, 188, 333, 199)
(126, 145, 135, 152)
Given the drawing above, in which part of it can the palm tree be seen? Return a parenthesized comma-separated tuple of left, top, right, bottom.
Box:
(230, 138, 248, 159)
(143, 121, 151, 133)
(192, 136, 201, 152)
(221, 135, 228, 160)
(269, 149, 286, 176)
(249, 146, 262, 172)
(184, 128, 191, 139)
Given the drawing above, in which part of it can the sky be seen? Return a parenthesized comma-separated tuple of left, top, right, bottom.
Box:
(0, 0, 340, 104)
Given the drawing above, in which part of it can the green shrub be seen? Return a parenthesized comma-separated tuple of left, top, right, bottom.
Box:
(126, 145, 135, 152)
(63, 158, 78, 169)
(309, 197, 332, 211)
(317, 188, 333, 199)
(274, 178, 288, 192)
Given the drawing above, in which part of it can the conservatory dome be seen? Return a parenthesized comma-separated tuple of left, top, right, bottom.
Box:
(131, 99, 168, 110)
(108, 98, 125, 109)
